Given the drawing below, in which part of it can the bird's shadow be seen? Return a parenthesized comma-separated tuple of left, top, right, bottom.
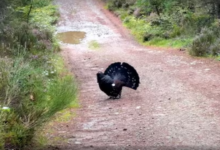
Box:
(104, 97, 121, 101)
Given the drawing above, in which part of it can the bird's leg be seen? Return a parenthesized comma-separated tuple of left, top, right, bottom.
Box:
(117, 90, 122, 99)
(109, 96, 116, 99)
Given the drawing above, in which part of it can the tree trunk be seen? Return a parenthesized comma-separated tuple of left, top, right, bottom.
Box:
(27, 4, 33, 23)
(212, 2, 216, 19)
(155, 5, 160, 16)
(217, 3, 220, 18)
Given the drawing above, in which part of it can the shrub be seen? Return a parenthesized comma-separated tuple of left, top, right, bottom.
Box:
(0, 1, 76, 149)
(0, 21, 56, 55)
(0, 55, 77, 149)
(210, 39, 220, 56)
(189, 28, 217, 56)
(33, 0, 52, 7)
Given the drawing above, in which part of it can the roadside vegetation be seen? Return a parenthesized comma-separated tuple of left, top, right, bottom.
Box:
(105, 0, 220, 58)
(0, 0, 77, 149)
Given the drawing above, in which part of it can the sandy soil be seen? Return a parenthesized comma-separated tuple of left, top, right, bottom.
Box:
(48, 0, 220, 149)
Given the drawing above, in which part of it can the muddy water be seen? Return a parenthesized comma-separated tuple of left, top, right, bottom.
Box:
(57, 31, 86, 44)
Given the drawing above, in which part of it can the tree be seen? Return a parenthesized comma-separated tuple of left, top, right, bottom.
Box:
(198, 0, 220, 19)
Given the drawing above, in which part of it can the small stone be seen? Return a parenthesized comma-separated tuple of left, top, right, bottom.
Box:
(136, 106, 141, 109)
(204, 68, 210, 72)
(75, 141, 81, 144)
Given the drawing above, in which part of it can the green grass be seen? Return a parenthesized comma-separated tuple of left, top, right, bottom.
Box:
(144, 37, 193, 48)
(88, 40, 100, 50)
(123, 16, 150, 42)
(53, 98, 79, 123)
(123, 16, 193, 48)
(33, 134, 49, 149)
(30, 54, 79, 149)
(124, 17, 192, 48)
(216, 55, 220, 61)
(113, 9, 194, 49)
(31, 5, 59, 29)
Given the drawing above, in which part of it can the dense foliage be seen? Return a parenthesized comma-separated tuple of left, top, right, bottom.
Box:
(106, 0, 220, 57)
(0, 0, 77, 149)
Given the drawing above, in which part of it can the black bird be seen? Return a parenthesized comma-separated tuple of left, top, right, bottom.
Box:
(97, 62, 140, 99)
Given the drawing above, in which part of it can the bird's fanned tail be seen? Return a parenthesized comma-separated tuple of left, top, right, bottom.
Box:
(104, 62, 140, 90)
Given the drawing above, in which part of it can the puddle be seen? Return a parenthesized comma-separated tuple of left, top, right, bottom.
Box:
(57, 31, 86, 44)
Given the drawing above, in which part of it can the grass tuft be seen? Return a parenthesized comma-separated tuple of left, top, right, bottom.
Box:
(88, 40, 100, 50)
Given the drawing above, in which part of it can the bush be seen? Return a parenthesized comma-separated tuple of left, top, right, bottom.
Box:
(0, 55, 77, 149)
(33, 0, 52, 7)
(189, 28, 217, 56)
(0, 0, 77, 149)
(210, 39, 220, 56)
(107, 0, 136, 12)
(0, 21, 56, 56)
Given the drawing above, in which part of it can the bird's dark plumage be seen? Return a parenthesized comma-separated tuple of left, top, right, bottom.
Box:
(97, 62, 140, 99)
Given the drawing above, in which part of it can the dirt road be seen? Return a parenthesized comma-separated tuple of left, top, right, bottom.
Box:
(51, 0, 220, 149)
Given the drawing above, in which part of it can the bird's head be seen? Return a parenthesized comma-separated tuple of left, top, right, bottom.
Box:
(97, 71, 104, 77)
(97, 72, 104, 82)
(97, 71, 103, 74)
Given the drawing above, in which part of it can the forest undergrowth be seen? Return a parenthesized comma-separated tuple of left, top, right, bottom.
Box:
(0, 0, 78, 149)
(105, 0, 220, 58)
